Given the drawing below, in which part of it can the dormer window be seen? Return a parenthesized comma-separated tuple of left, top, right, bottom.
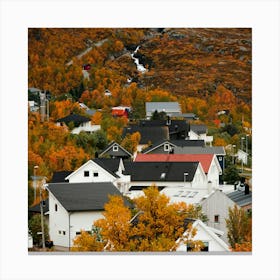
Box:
(164, 143, 169, 152)
(113, 145, 118, 152)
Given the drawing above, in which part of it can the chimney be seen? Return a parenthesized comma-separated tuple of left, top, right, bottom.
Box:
(244, 184, 250, 195)
(207, 181, 213, 194)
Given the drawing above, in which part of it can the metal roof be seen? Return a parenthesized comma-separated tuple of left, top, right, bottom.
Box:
(146, 102, 181, 113)
(47, 182, 124, 211)
(123, 161, 198, 182)
(227, 190, 252, 207)
(173, 146, 226, 155)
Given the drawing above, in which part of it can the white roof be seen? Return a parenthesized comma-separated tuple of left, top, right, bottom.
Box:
(161, 187, 210, 204)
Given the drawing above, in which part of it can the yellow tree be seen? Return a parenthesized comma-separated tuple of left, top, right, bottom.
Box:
(72, 186, 205, 252)
(226, 205, 252, 251)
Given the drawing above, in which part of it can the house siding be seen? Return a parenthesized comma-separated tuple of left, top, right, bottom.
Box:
(48, 192, 70, 248)
(176, 222, 229, 252)
(200, 190, 235, 245)
(67, 161, 116, 184)
(69, 211, 103, 247)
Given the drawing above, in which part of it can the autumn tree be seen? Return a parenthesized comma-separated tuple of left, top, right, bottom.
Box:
(71, 229, 105, 252)
(121, 132, 141, 154)
(226, 205, 252, 251)
(72, 186, 205, 252)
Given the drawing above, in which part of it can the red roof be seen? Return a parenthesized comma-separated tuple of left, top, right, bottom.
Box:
(134, 154, 214, 173)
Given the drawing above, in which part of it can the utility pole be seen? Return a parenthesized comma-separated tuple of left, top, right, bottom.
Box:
(33, 165, 38, 203)
(40, 187, 45, 250)
(241, 137, 245, 173)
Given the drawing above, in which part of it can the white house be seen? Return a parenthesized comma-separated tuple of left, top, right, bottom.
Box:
(188, 124, 213, 146)
(46, 182, 126, 248)
(176, 219, 230, 252)
(200, 189, 236, 244)
(134, 153, 222, 189)
(65, 159, 119, 184)
(123, 161, 208, 198)
(236, 149, 249, 165)
(56, 113, 100, 134)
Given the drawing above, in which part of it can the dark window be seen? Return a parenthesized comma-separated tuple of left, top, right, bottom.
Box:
(214, 215, 219, 223)
(84, 171, 89, 177)
(93, 172, 98, 177)
(201, 242, 209, 252)
(187, 242, 209, 252)
(63, 231, 66, 235)
(76, 232, 81, 235)
(58, 230, 61, 235)
(55, 204, 58, 211)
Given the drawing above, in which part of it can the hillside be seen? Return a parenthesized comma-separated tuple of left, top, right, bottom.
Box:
(28, 28, 251, 103)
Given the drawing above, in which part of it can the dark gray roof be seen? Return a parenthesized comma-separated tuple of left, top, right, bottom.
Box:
(29, 199, 49, 214)
(227, 190, 252, 207)
(47, 182, 125, 211)
(173, 146, 226, 155)
(139, 119, 189, 135)
(122, 126, 169, 144)
(99, 142, 133, 158)
(56, 113, 90, 125)
(51, 171, 72, 183)
(123, 161, 198, 182)
(190, 124, 207, 134)
(141, 139, 205, 153)
(92, 158, 121, 177)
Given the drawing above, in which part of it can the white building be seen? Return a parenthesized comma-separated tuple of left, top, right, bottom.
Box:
(176, 219, 230, 252)
(236, 149, 249, 165)
(46, 182, 126, 248)
(56, 113, 100, 134)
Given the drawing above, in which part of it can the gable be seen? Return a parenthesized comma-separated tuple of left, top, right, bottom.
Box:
(99, 142, 133, 158)
(65, 160, 118, 183)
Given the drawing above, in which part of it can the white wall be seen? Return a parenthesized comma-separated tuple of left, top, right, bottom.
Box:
(48, 192, 70, 248)
(69, 211, 104, 247)
(71, 123, 101, 134)
(176, 221, 229, 252)
(192, 164, 208, 189)
(200, 190, 235, 245)
(67, 160, 117, 184)
(207, 159, 221, 189)
(49, 191, 104, 248)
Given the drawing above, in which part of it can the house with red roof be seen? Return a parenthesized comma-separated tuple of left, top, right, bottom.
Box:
(134, 153, 222, 189)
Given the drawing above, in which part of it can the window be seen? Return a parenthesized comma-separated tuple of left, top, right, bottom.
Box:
(164, 144, 169, 152)
(214, 215, 219, 223)
(63, 231, 66, 235)
(58, 230, 61, 235)
(160, 173, 166, 179)
(55, 204, 58, 211)
(201, 242, 209, 252)
(113, 145, 118, 152)
(186, 242, 209, 252)
(76, 232, 81, 236)
(218, 157, 222, 161)
(93, 172, 99, 177)
(84, 170, 89, 177)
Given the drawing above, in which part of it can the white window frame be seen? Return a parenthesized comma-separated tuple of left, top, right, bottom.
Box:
(113, 145, 119, 152)
(164, 143, 169, 152)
